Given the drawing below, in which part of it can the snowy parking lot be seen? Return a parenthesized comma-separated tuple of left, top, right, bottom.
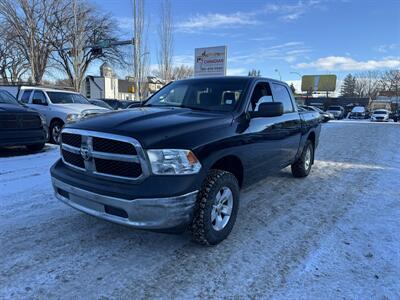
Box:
(1, 121, 399, 299)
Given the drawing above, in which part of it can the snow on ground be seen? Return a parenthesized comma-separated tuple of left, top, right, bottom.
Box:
(0, 121, 399, 299)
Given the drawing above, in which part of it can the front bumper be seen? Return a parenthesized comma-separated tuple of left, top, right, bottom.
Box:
(52, 177, 198, 230)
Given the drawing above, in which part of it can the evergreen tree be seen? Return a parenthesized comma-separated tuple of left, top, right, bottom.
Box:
(341, 74, 356, 97)
(248, 69, 261, 77)
(289, 83, 296, 94)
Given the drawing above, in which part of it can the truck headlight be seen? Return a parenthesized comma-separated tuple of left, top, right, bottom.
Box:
(147, 149, 202, 175)
(66, 113, 82, 123)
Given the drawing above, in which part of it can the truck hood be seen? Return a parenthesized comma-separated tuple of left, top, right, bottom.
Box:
(66, 106, 233, 148)
(53, 103, 110, 114)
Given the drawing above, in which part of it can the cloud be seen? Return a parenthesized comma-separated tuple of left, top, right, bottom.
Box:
(295, 56, 400, 71)
(375, 44, 399, 53)
(230, 42, 311, 64)
(265, 0, 323, 22)
(176, 12, 259, 32)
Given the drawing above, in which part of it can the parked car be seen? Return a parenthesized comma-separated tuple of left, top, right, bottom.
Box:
(15, 87, 110, 143)
(326, 105, 345, 119)
(300, 105, 333, 122)
(349, 106, 369, 119)
(393, 109, 400, 122)
(51, 76, 321, 245)
(0, 90, 47, 151)
(101, 99, 134, 110)
(370, 109, 390, 122)
(88, 99, 113, 110)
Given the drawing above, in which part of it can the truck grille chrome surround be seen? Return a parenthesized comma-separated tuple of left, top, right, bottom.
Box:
(60, 128, 150, 182)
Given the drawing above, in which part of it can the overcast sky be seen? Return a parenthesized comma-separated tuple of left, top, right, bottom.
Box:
(89, 0, 400, 88)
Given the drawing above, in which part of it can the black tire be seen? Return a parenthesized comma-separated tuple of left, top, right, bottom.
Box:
(191, 169, 240, 246)
(50, 120, 64, 144)
(291, 140, 314, 178)
(26, 143, 45, 152)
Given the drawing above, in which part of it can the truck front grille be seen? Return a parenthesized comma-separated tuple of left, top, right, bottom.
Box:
(60, 129, 148, 182)
(62, 149, 85, 169)
(94, 158, 142, 178)
(93, 137, 137, 155)
(0, 114, 41, 129)
(62, 132, 82, 148)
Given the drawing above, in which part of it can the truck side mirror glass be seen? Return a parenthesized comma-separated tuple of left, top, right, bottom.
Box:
(250, 102, 283, 118)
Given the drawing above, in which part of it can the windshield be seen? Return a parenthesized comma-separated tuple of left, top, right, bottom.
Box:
(145, 78, 250, 112)
(90, 100, 112, 109)
(0, 90, 19, 105)
(311, 107, 323, 113)
(328, 106, 341, 111)
(374, 110, 387, 115)
(47, 92, 90, 104)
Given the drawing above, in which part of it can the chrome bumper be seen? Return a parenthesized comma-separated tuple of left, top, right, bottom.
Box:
(52, 178, 198, 230)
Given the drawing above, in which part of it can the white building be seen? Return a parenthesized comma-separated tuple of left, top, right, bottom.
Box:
(82, 63, 165, 101)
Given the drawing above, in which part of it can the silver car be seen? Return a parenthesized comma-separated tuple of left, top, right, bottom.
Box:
(17, 87, 110, 143)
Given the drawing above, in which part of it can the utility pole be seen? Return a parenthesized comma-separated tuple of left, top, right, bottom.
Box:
(274, 69, 282, 81)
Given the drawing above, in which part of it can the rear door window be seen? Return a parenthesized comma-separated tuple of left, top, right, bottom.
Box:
(20, 90, 33, 104)
(32, 91, 48, 105)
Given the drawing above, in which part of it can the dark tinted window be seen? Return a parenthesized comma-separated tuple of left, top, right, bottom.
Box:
(271, 83, 294, 113)
(32, 91, 47, 105)
(249, 82, 273, 111)
(145, 78, 249, 112)
(47, 92, 89, 104)
(0, 90, 19, 105)
(21, 90, 32, 103)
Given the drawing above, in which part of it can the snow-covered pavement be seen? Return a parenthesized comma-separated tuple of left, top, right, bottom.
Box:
(1, 122, 399, 299)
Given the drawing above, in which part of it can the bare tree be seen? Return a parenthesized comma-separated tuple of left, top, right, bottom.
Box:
(379, 70, 400, 97)
(354, 71, 381, 99)
(157, 0, 173, 82)
(171, 65, 193, 80)
(0, 0, 67, 84)
(0, 23, 29, 83)
(131, 0, 150, 100)
(50, 0, 124, 91)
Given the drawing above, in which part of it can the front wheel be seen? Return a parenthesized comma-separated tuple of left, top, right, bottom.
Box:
(291, 140, 314, 178)
(191, 170, 240, 246)
(50, 120, 64, 144)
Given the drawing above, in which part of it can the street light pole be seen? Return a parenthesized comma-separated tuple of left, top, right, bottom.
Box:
(274, 69, 282, 81)
(290, 71, 302, 78)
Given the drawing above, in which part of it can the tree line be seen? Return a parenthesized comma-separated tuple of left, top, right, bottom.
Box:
(340, 70, 400, 98)
(0, 0, 192, 95)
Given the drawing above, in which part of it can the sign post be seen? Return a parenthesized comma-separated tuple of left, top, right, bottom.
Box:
(194, 46, 227, 77)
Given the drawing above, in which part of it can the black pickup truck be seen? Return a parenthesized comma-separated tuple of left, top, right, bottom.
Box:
(0, 90, 47, 151)
(51, 76, 321, 245)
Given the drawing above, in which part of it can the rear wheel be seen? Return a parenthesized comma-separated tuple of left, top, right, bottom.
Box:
(191, 170, 240, 246)
(26, 143, 45, 152)
(50, 120, 64, 144)
(291, 140, 314, 178)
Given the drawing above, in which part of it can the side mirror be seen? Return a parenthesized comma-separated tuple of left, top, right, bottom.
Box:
(250, 102, 283, 118)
